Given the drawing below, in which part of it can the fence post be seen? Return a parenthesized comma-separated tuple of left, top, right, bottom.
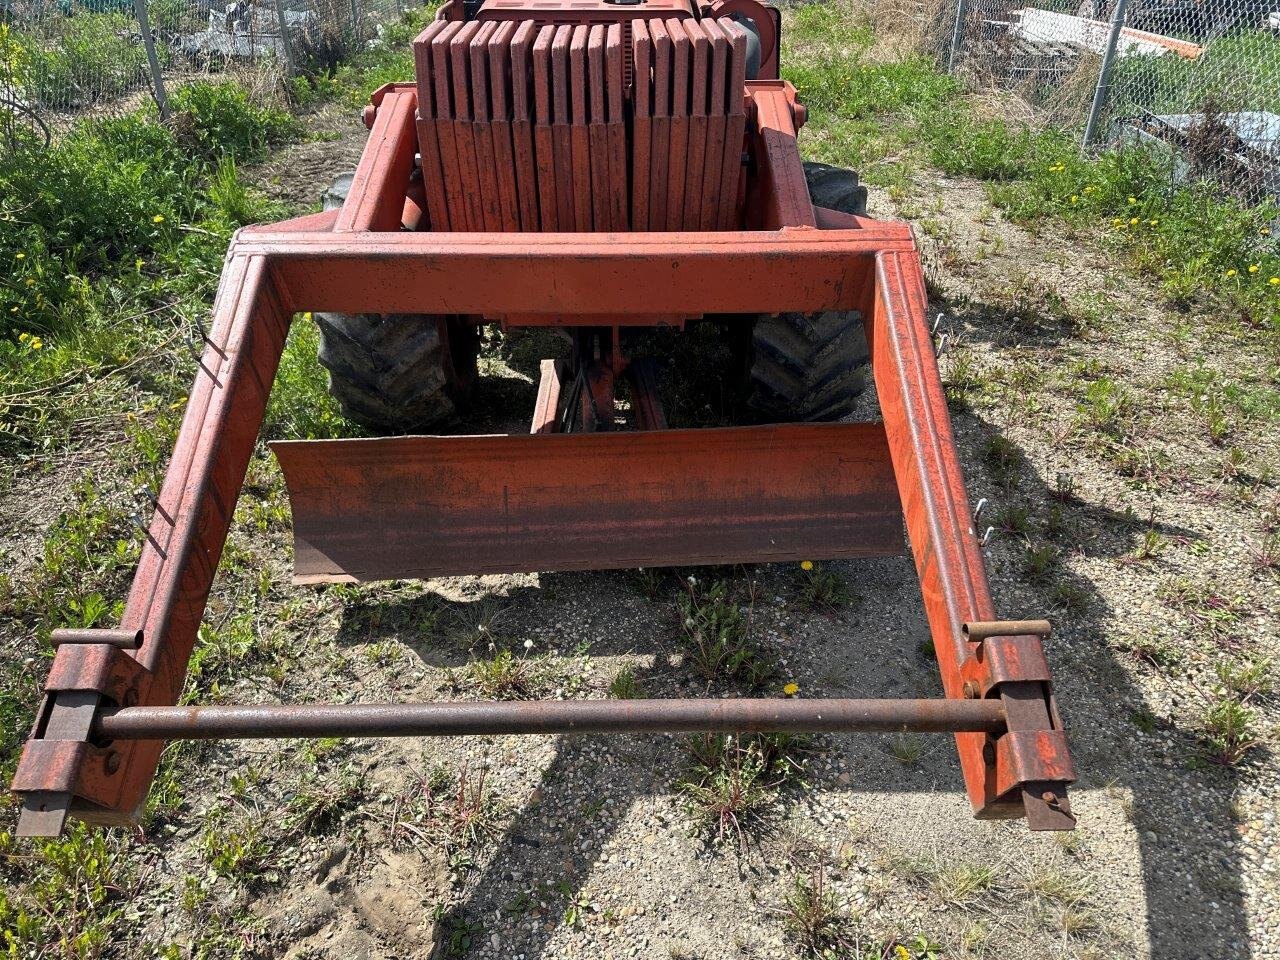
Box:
(273, 0, 297, 75)
(1081, 0, 1132, 151)
(947, 0, 971, 73)
(133, 0, 170, 120)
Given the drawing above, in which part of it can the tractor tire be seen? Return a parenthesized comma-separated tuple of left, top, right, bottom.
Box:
(803, 160, 868, 216)
(745, 162, 870, 422)
(314, 173, 477, 433)
(315, 313, 477, 432)
(747, 310, 869, 422)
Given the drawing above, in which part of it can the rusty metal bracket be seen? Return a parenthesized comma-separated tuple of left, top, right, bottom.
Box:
(46, 642, 151, 707)
(973, 635, 1053, 696)
(995, 729, 1076, 797)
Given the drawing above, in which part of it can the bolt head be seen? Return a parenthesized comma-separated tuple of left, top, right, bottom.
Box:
(962, 680, 981, 699)
(104, 751, 121, 775)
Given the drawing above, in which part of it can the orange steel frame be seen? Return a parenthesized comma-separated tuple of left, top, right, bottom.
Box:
(12, 81, 1075, 836)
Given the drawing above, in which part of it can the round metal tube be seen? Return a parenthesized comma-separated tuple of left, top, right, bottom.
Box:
(95, 698, 1006, 740)
(963, 619, 1051, 642)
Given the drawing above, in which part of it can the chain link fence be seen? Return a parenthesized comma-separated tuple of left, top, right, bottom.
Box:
(940, 0, 1280, 201)
(0, 0, 406, 136)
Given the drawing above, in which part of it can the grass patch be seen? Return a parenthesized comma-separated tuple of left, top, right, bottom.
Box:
(678, 733, 807, 844)
(390, 764, 504, 878)
(796, 560, 858, 613)
(0, 826, 140, 958)
(609, 665, 643, 699)
(777, 865, 858, 958)
(676, 576, 776, 689)
(787, 4, 1280, 336)
(0, 84, 296, 452)
(1199, 696, 1262, 766)
(460, 649, 549, 700)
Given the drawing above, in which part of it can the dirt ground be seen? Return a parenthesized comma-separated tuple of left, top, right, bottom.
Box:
(5, 65, 1279, 960)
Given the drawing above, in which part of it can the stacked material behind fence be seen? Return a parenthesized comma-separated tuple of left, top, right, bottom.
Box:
(939, 0, 1280, 199)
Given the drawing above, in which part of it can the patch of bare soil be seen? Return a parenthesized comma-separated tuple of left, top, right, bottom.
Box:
(245, 101, 372, 211)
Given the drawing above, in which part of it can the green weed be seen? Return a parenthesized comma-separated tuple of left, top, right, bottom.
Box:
(779, 865, 856, 958)
(677, 577, 775, 689)
(0, 826, 138, 958)
(797, 561, 857, 612)
(609, 665, 643, 699)
(1200, 697, 1261, 766)
(462, 649, 547, 700)
(170, 81, 299, 163)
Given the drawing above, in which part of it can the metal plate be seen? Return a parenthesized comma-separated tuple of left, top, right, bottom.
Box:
(274, 423, 906, 583)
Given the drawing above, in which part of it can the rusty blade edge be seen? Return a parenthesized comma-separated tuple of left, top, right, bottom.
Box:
(95, 698, 1008, 740)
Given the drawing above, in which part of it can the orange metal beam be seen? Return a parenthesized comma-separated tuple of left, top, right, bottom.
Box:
(273, 423, 906, 584)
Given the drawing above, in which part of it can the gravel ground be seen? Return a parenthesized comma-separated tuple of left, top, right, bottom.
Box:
(4, 61, 1278, 960)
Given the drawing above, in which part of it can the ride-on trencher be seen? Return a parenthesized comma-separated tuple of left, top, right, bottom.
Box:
(12, 0, 1075, 836)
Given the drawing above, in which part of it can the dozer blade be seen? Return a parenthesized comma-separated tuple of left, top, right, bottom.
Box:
(273, 423, 906, 584)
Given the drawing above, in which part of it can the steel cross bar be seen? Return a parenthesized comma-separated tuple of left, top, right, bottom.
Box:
(94, 698, 1008, 740)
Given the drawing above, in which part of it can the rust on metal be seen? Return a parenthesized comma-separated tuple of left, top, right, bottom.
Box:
(95, 698, 1008, 740)
(971, 634, 1053, 695)
(274, 423, 906, 583)
(869, 251, 1074, 829)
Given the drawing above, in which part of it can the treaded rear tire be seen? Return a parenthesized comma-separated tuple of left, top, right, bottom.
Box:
(803, 160, 868, 216)
(747, 162, 870, 422)
(748, 311, 869, 422)
(315, 313, 475, 433)
(313, 173, 477, 433)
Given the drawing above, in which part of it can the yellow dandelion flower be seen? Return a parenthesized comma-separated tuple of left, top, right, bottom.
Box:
(302, 311, 313, 321)
(18, 332, 28, 342)
(895, 947, 912, 960)
(1083, 185, 1095, 193)
(1127, 196, 1137, 204)
(1250, 264, 1261, 273)
(1129, 217, 1139, 225)
(152, 214, 165, 224)
(29, 336, 42, 350)
(1270, 277, 1280, 286)
(783, 682, 800, 696)
(24, 278, 34, 286)
(1069, 195, 1079, 204)
(800, 560, 814, 571)
(1226, 269, 1237, 277)
(14, 252, 25, 260)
